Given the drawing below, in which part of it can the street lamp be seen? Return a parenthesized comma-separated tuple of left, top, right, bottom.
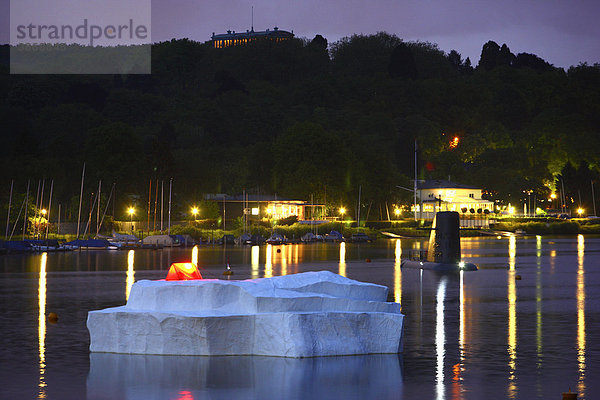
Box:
(339, 207, 346, 233)
(394, 208, 401, 219)
(550, 193, 556, 210)
(191, 207, 199, 223)
(128, 207, 135, 232)
(577, 208, 584, 217)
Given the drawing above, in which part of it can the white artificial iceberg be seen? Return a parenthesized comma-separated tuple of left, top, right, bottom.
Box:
(87, 271, 404, 357)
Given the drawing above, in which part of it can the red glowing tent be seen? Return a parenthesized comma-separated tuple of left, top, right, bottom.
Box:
(165, 262, 203, 281)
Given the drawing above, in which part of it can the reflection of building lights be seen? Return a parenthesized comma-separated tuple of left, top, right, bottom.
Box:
(509, 236, 516, 262)
(191, 245, 198, 266)
(394, 240, 402, 303)
(577, 234, 586, 397)
(126, 250, 135, 300)
(536, 235, 543, 367)
(436, 277, 447, 400)
(281, 245, 288, 276)
(251, 245, 259, 279)
(265, 245, 273, 278)
(459, 270, 465, 365)
(508, 236, 517, 398)
(38, 253, 47, 399)
(339, 242, 346, 277)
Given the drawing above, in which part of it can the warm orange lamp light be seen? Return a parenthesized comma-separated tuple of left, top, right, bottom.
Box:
(165, 262, 203, 281)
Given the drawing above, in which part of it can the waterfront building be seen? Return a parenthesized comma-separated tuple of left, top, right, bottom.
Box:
(204, 194, 324, 223)
(411, 180, 495, 226)
(210, 27, 294, 48)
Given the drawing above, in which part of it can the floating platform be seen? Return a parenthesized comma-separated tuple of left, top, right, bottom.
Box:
(87, 271, 404, 357)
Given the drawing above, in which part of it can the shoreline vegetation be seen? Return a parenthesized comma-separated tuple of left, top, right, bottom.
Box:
(4, 217, 600, 243)
(2, 35, 600, 226)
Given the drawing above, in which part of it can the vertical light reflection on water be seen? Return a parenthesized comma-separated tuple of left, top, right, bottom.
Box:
(535, 236, 543, 369)
(126, 250, 135, 301)
(435, 277, 447, 400)
(451, 270, 465, 400)
(550, 249, 556, 273)
(534, 236, 544, 398)
(281, 246, 288, 276)
(293, 243, 299, 266)
(38, 252, 47, 399)
(507, 235, 517, 399)
(338, 242, 346, 277)
(265, 244, 273, 278)
(577, 234, 586, 397)
(251, 245, 260, 279)
(191, 245, 198, 266)
(459, 269, 465, 368)
(394, 239, 402, 303)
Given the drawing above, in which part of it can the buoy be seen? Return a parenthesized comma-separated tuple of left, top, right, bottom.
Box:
(515, 275, 522, 280)
(366, 258, 371, 263)
(277, 249, 281, 253)
(223, 263, 233, 276)
(48, 312, 58, 323)
(562, 388, 578, 400)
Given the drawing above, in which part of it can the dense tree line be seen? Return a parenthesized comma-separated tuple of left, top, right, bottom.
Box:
(0, 33, 599, 222)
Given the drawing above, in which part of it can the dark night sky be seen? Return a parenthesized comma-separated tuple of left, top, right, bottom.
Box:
(2, 0, 600, 68)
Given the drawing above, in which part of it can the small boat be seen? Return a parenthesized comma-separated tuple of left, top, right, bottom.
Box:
(324, 230, 344, 242)
(235, 233, 252, 245)
(63, 239, 118, 250)
(0, 240, 34, 253)
(301, 232, 317, 243)
(26, 239, 66, 252)
(266, 232, 287, 245)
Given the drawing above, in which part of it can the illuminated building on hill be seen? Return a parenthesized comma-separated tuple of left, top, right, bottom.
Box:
(210, 27, 294, 48)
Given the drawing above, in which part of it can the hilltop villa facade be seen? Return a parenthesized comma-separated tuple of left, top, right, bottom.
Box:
(411, 180, 495, 226)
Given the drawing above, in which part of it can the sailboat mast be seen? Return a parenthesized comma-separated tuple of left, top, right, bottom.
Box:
(147, 180, 152, 235)
(77, 163, 85, 238)
(592, 180, 597, 216)
(96, 180, 102, 237)
(357, 185, 361, 230)
(45, 180, 54, 239)
(5, 180, 13, 238)
(168, 178, 172, 235)
(22, 180, 30, 240)
(414, 138, 418, 222)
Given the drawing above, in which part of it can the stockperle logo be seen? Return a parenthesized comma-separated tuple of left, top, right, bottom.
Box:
(15, 19, 149, 47)
(10, 0, 151, 74)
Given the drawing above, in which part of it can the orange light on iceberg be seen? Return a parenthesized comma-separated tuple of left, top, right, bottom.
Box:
(165, 263, 203, 281)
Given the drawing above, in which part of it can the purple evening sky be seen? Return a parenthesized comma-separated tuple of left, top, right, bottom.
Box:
(2, 0, 599, 68)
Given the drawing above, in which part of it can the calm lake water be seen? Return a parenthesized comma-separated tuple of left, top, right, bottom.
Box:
(0, 236, 598, 400)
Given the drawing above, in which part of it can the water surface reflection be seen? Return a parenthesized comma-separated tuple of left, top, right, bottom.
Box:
(38, 253, 47, 399)
(87, 353, 403, 400)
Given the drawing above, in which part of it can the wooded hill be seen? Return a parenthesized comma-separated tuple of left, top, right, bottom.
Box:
(1, 32, 599, 221)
